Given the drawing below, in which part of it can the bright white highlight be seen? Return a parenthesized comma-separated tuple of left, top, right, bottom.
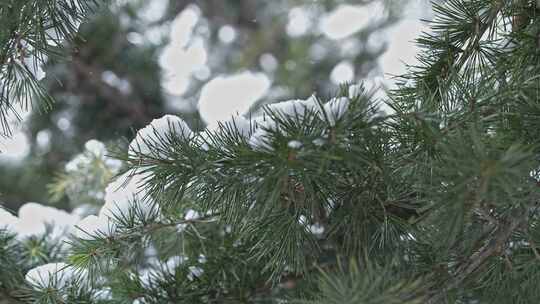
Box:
(57, 117, 71, 131)
(0, 130, 30, 161)
(129, 114, 193, 156)
(198, 72, 271, 126)
(288, 140, 303, 149)
(74, 215, 115, 240)
(160, 38, 208, 95)
(84, 139, 106, 157)
(13, 202, 80, 240)
(36, 129, 52, 150)
(287, 7, 312, 37)
(320, 3, 383, 40)
(26, 263, 70, 288)
(101, 71, 131, 95)
(100, 171, 155, 220)
(322, 97, 350, 126)
(330, 61, 355, 85)
(380, 19, 426, 79)
(348, 84, 363, 99)
(265, 96, 318, 120)
(170, 6, 201, 47)
(0, 207, 18, 232)
(127, 32, 144, 45)
(259, 53, 278, 72)
(0, 105, 31, 161)
(138, 0, 168, 23)
(160, 6, 207, 95)
(218, 25, 237, 43)
(26, 263, 86, 290)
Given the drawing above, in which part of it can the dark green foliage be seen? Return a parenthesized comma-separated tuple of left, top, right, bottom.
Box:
(297, 260, 425, 304)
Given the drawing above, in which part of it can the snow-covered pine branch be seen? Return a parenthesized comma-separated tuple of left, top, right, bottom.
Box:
(1, 0, 540, 303)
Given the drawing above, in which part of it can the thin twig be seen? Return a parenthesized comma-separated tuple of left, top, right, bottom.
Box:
(112, 213, 220, 242)
(427, 211, 526, 303)
(454, 0, 504, 72)
(527, 233, 540, 261)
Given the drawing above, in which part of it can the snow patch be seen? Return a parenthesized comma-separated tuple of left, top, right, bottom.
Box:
(288, 140, 303, 149)
(129, 115, 192, 156)
(14, 203, 79, 240)
(320, 3, 384, 40)
(74, 215, 116, 240)
(198, 72, 270, 125)
(26, 263, 86, 290)
(0, 207, 18, 233)
(100, 171, 155, 220)
(322, 97, 350, 126)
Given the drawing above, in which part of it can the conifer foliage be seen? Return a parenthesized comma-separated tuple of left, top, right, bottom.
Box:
(1, 0, 540, 303)
(0, 0, 102, 136)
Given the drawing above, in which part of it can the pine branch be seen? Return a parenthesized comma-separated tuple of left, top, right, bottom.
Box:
(511, 0, 531, 31)
(113, 214, 220, 242)
(454, 0, 504, 72)
(0, 289, 26, 304)
(0, 0, 104, 136)
(427, 208, 528, 303)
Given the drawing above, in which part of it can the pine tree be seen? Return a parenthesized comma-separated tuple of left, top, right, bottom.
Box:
(0, 0, 399, 207)
(1, 0, 540, 303)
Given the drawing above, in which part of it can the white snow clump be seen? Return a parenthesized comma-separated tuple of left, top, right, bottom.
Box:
(25, 262, 86, 290)
(0, 207, 18, 233)
(129, 115, 193, 156)
(247, 94, 351, 150)
(100, 170, 155, 220)
(321, 97, 350, 126)
(73, 215, 115, 240)
(348, 84, 363, 99)
(71, 169, 154, 240)
(288, 140, 303, 149)
(8, 202, 80, 240)
(65, 139, 121, 173)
